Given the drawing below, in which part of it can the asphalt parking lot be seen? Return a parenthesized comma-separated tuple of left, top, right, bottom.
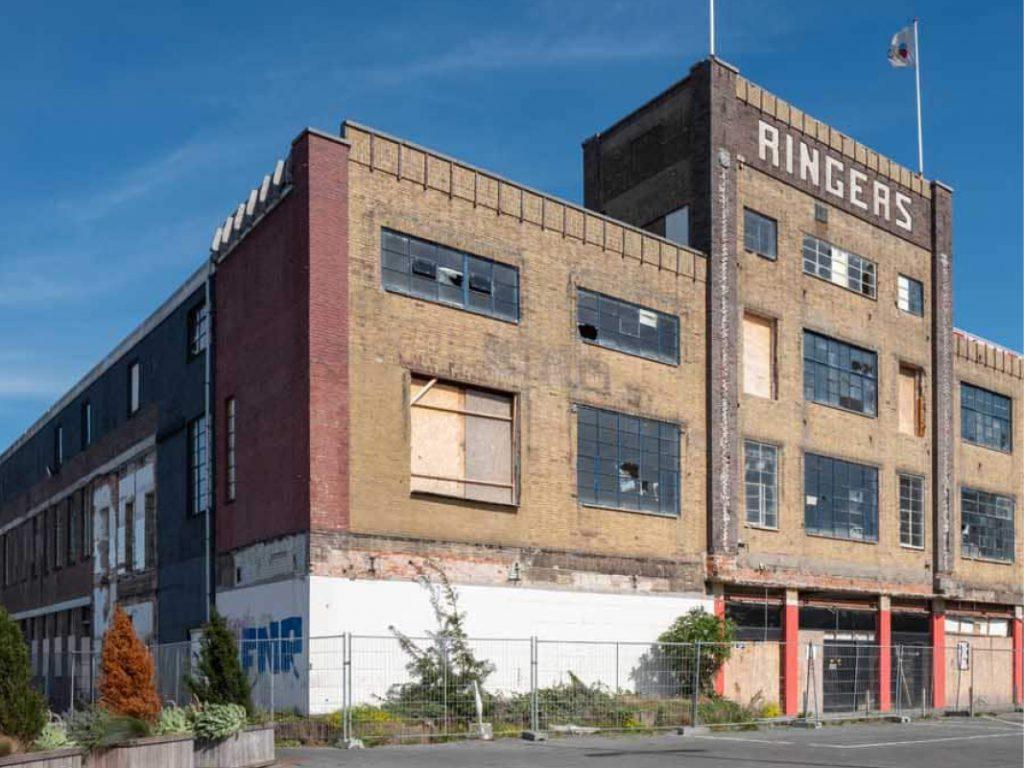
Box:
(279, 713, 1024, 768)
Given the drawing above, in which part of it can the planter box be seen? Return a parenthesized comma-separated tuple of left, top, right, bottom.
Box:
(0, 748, 84, 768)
(88, 734, 194, 768)
(194, 727, 274, 768)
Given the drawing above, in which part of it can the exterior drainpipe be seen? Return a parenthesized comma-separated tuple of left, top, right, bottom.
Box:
(203, 254, 216, 622)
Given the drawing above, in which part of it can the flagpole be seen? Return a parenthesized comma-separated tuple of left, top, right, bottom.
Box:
(913, 18, 924, 174)
(709, 0, 716, 57)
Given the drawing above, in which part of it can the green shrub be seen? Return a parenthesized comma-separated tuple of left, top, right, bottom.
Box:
(632, 608, 736, 698)
(0, 607, 47, 743)
(187, 612, 252, 713)
(191, 703, 247, 741)
(66, 707, 150, 749)
(154, 706, 192, 736)
(33, 720, 73, 751)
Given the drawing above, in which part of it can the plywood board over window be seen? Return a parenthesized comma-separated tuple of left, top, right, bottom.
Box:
(410, 376, 515, 505)
(898, 365, 925, 436)
(743, 313, 775, 399)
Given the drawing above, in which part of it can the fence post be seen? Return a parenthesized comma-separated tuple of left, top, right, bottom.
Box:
(530, 636, 539, 733)
(69, 651, 76, 715)
(614, 642, 620, 693)
(341, 634, 348, 743)
(269, 637, 275, 722)
(969, 651, 974, 718)
(691, 642, 702, 727)
(895, 646, 903, 717)
(442, 641, 449, 736)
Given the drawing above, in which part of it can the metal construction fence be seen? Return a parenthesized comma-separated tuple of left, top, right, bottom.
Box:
(30, 637, 1019, 745)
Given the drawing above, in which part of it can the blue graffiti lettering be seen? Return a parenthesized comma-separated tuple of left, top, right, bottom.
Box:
(239, 616, 302, 674)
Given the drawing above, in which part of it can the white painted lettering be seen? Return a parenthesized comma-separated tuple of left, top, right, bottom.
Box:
(873, 181, 891, 221)
(895, 192, 913, 231)
(825, 156, 844, 198)
(849, 169, 868, 210)
(799, 142, 819, 186)
(758, 121, 779, 167)
(785, 133, 794, 175)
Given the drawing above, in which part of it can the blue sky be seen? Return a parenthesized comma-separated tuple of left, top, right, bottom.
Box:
(0, 0, 1020, 448)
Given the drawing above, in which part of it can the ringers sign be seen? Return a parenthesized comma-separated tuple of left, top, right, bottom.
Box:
(736, 107, 933, 249)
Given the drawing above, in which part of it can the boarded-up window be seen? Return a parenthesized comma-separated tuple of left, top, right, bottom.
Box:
(410, 376, 515, 505)
(898, 365, 925, 436)
(743, 313, 775, 399)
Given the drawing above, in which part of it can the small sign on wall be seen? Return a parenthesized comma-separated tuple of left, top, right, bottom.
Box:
(956, 640, 971, 671)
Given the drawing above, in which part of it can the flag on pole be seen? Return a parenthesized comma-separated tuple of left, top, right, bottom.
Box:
(888, 24, 916, 67)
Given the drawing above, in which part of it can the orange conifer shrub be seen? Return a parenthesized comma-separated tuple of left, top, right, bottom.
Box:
(98, 605, 161, 722)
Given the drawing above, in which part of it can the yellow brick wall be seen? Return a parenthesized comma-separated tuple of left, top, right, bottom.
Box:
(952, 339, 1023, 600)
(734, 165, 934, 595)
(343, 131, 708, 567)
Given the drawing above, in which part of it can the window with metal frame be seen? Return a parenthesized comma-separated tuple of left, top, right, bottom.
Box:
(226, 398, 237, 502)
(381, 229, 519, 322)
(81, 401, 92, 449)
(804, 453, 878, 542)
(961, 382, 1012, 452)
(576, 289, 679, 365)
(899, 474, 924, 548)
(664, 206, 689, 246)
(128, 362, 141, 415)
(961, 487, 1014, 562)
(897, 275, 924, 316)
(188, 415, 209, 515)
(189, 302, 209, 357)
(53, 426, 63, 470)
(744, 440, 778, 528)
(803, 330, 877, 416)
(576, 405, 679, 516)
(744, 209, 777, 260)
(409, 376, 515, 505)
(802, 234, 876, 298)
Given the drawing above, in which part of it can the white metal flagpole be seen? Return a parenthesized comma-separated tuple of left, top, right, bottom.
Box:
(709, 0, 716, 57)
(913, 18, 924, 174)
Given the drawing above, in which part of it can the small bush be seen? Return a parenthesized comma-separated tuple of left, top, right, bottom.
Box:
(154, 706, 192, 736)
(66, 707, 150, 750)
(187, 611, 252, 713)
(0, 736, 15, 757)
(33, 720, 74, 751)
(0, 606, 47, 743)
(98, 606, 161, 722)
(191, 703, 247, 741)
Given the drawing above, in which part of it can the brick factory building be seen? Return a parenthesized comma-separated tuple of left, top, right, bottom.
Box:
(1, 58, 1021, 714)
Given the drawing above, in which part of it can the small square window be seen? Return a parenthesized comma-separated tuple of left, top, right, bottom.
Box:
(897, 275, 924, 316)
(814, 202, 828, 223)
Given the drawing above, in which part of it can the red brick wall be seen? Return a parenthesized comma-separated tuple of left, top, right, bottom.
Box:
(306, 134, 350, 533)
(215, 132, 349, 552)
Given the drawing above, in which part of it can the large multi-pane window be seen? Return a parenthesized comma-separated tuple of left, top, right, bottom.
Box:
(897, 275, 924, 316)
(744, 209, 777, 260)
(804, 453, 878, 542)
(381, 229, 519, 322)
(188, 415, 209, 515)
(409, 376, 515, 505)
(802, 235, 876, 298)
(576, 405, 679, 516)
(961, 488, 1014, 562)
(899, 474, 925, 548)
(961, 383, 1012, 452)
(576, 289, 679, 365)
(744, 441, 778, 528)
(803, 330, 877, 416)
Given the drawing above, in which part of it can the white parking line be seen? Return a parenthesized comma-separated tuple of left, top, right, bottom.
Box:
(689, 735, 794, 745)
(811, 731, 1023, 749)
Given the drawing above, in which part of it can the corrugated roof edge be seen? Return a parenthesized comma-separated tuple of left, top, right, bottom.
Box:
(0, 264, 208, 467)
(341, 119, 707, 265)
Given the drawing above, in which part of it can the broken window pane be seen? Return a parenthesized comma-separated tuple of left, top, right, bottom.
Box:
(803, 330, 877, 417)
(961, 487, 1014, 562)
(804, 453, 878, 542)
(576, 405, 679, 517)
(576, 289, 679, 365)
(802, 235, 876, 298)
(381, 229, 519, 321)
(961, 382, 1012, 452)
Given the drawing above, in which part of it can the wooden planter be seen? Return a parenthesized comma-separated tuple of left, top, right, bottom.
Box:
(0, 748, 84, 768)
(87, 734, 194, 768)
(194, 727, 274, 768)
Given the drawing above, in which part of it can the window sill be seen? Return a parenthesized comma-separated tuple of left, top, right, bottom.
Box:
(899, 543, 926, 551)
(745, 523, 779, 532)
(960, 554, 1014, 566)
(802, 270, 878, 302)
(744, 248, 777, 262)
(579, 501, 678, 519)
(804, 530, 878, 545)
(579, 338, 679, 368)
(806, 399, 877, 420)
(410, 490, 518, 513)
(961, 439, 1013, 455)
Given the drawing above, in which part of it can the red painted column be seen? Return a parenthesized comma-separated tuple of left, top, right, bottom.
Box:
(1013, 611, 1023, 707)
(877, 596, 891, 712)
(782, 589, 799, 716)
(930, 600, 946, 710)
(714, 593, 726, 697)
